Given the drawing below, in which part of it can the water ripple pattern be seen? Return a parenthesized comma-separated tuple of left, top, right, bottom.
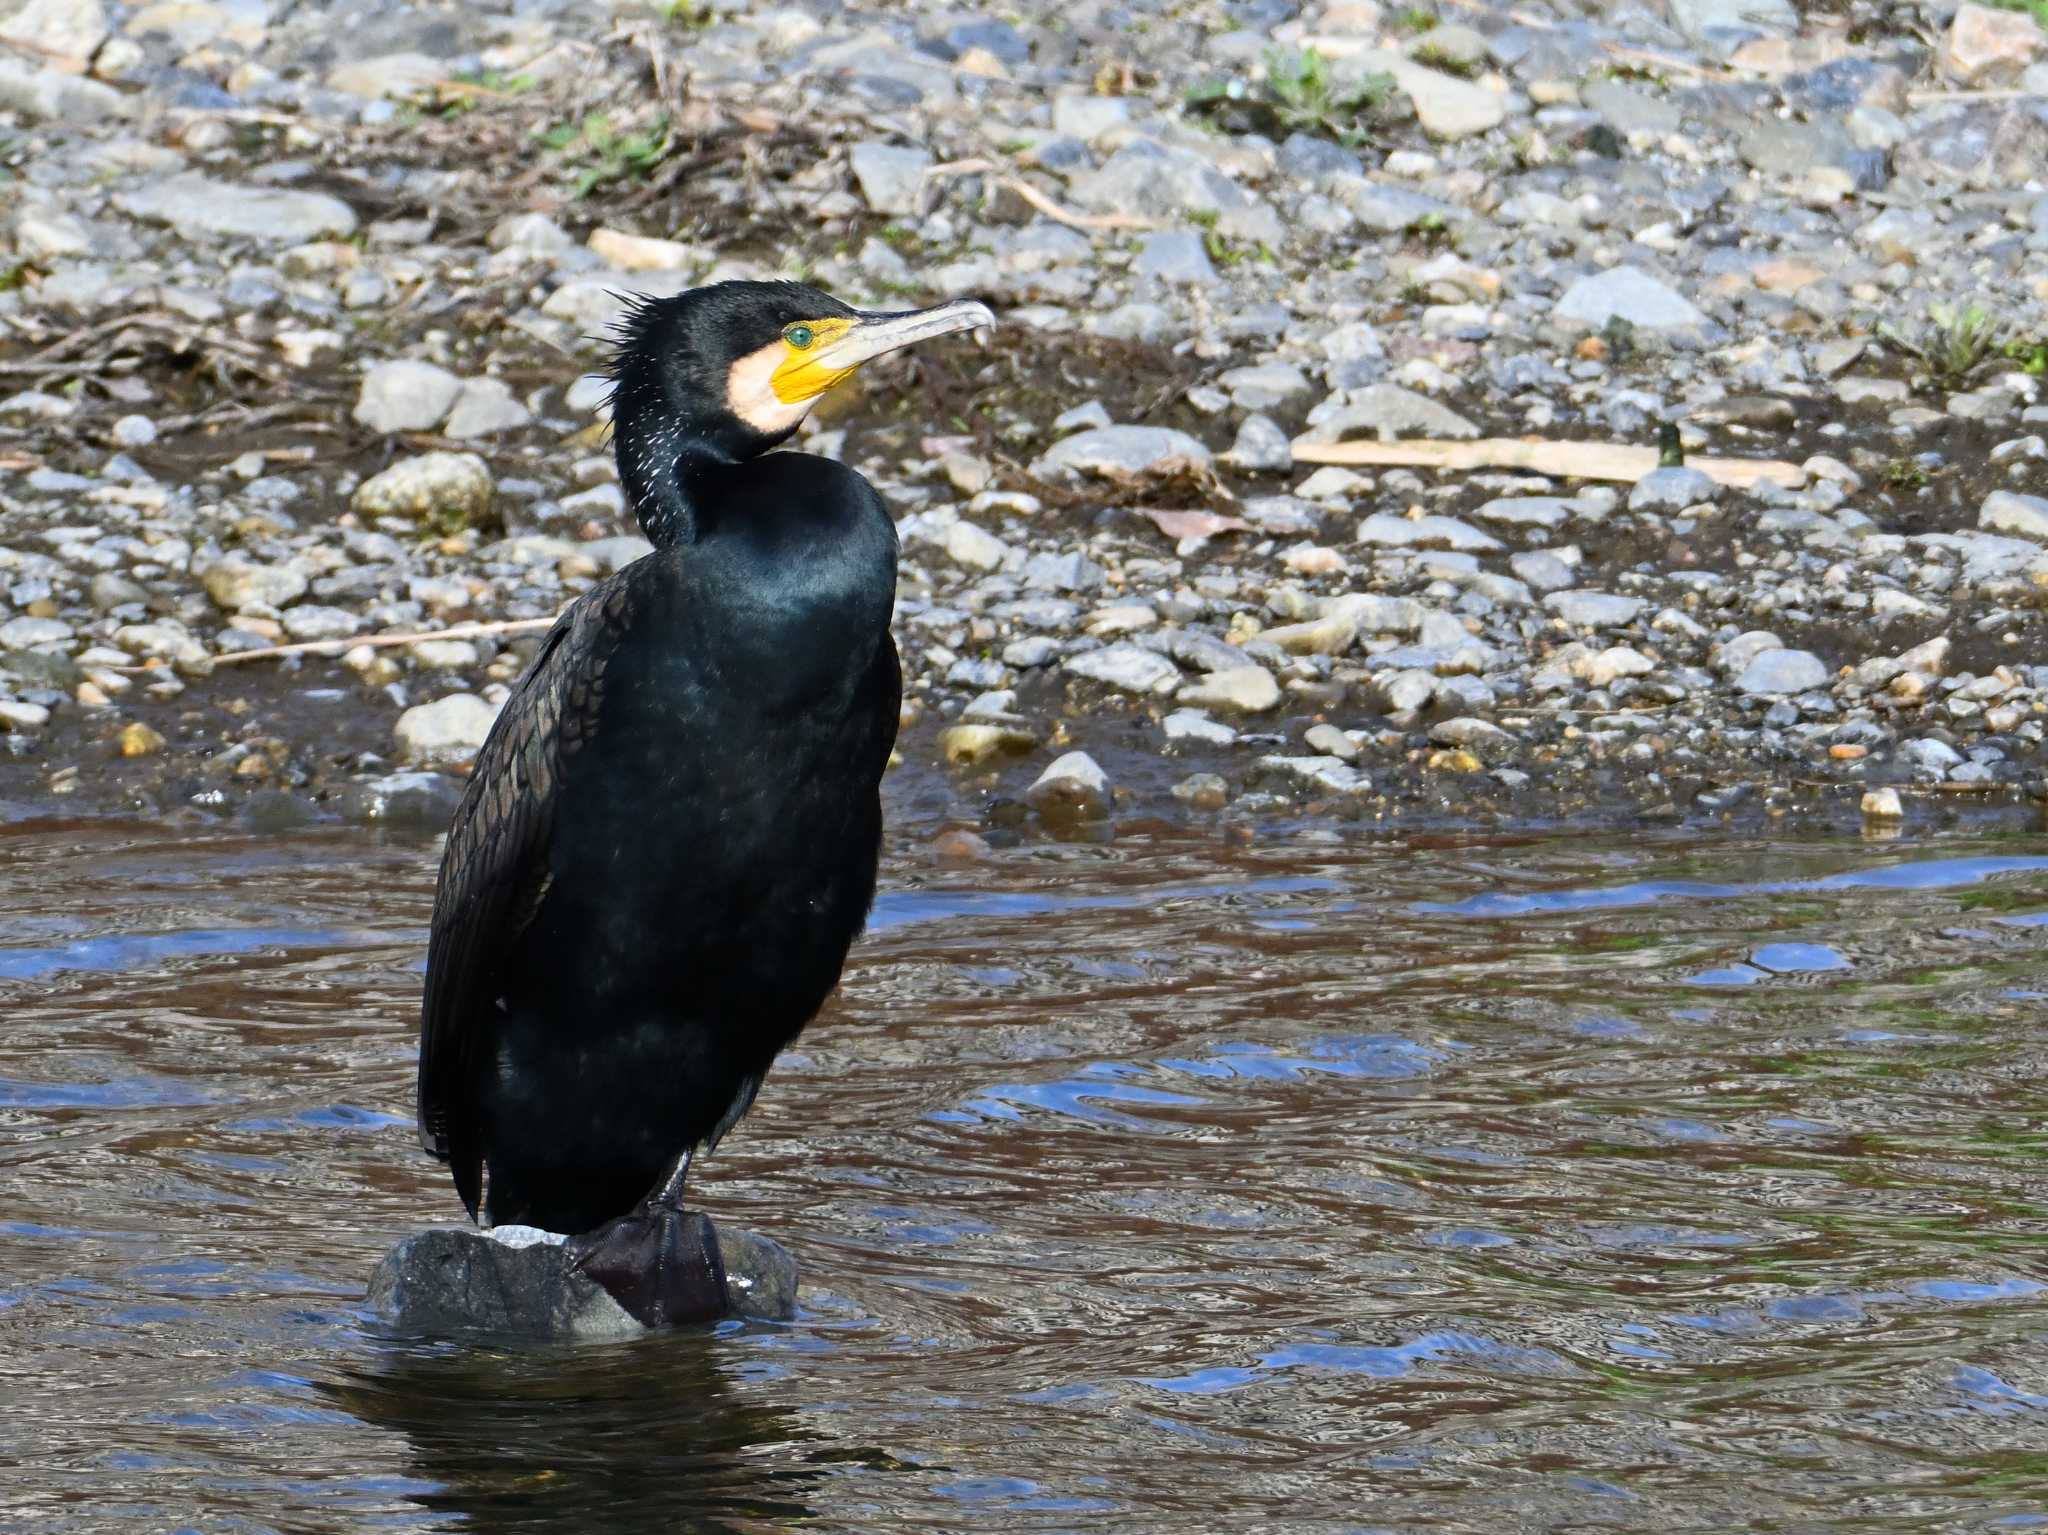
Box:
(1, 819, 2045, 1531)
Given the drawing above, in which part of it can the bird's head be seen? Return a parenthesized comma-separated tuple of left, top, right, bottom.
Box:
(608, 279, 994, 459)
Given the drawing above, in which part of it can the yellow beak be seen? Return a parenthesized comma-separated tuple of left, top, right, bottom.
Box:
(771, 300, 996, 404)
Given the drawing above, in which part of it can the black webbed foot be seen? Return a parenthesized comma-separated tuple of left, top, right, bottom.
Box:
(564, 1203, 730, 1329)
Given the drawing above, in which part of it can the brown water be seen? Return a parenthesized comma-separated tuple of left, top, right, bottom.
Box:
(3, 815, 2046, 1533)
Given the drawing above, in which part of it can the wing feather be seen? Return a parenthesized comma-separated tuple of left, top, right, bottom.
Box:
(415, 580, 631, 1218)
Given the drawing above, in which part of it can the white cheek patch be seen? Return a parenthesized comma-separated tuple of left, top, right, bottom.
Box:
(727, 343, 812, 437)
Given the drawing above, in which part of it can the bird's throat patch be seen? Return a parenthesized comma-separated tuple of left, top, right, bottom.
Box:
(727, 319, 860, 435)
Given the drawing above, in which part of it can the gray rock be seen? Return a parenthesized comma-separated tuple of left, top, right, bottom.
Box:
(1900, 737, 1963, 778)
(1323, 593, 1428, 635)
(1895, 101, 2048, 188)
(1033, 426, 1212, 481)
(1051, 400, 1113, 434)
(1544, 590, 1645, 627)
(1304, 383, 1478, 442)
(0, 57, 128, 122)
(1026, 750, 1112, 820)
(940, 520, 1011, 572)
(1511, 551, 1576, 593)
(1163, 708, 1237, 745)
(1429, 717, 1518, 761)
(1023, 550, 1106, 592)
(354, 360, 462, 435)
(1134, 230, 1218, 285)
(1980, 490, 2048, 542)
(1304, 722, 1361, 760)
(0, 0, 107, 67)
(114, 174, 357, 244)
(1071, 141, 1279, 242)
(200, 557, 307, 614)
(1473, 496, 1574, 531)
(281, 605, 363, 642)
(849, 142, 933, 216)
(1064, 643, 1180, 695)
(1219, 363, 1312, 411)
(1338, 181, 1465, 234)
(1256, 754, 1372, 794)
(353, 452, 496, 526)
(1331, 49, 1505, 140)
(1737, 647, 1830, 695)
(1555, 266, 1707, 332)
(1052, 93, 1133, 142)
(1739, 117, 1856, 177)
(1177, 665, 1280, 714)
(1628, 467, 1721, 511)
(366, 1221, 798, 1339)
(1357, 513, 1502, 553)
(489, 212, 574, 254)
(1226, 414, 1292, 472)
(396, 692, 503, 767)
(444, 377, 535, 439)
(1277, 132, 1360, 185)
(0, 616, 72, 652)
(1582, 77, 1683, 137)
(1668, 0, 1797, 47)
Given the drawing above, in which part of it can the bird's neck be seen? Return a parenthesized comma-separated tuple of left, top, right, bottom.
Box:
(618, 408, 761, 547)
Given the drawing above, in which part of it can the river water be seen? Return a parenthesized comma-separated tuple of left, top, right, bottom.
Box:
(3, 814, 2045, 1532)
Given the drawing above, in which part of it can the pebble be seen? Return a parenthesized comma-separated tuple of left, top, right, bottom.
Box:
(1177, 666, 1280, 714)
(353, 452, 496, 527)
(117, 721, 165, 757)
(1737, 648, 1831, 696)
(1033, 426, 1213, 481)
(354, 361, 463, 435)
(1554, 266, 1709, 332)
(1064, 644, 1181, 697)
(1163, 709, 1237, 746)
(1025, 750, 1112, 820)
(114, 174, 356, 244)
(395, 693, 503, 768)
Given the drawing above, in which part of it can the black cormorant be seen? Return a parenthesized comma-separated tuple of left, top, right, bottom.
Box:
(416, 280, 994, 1325)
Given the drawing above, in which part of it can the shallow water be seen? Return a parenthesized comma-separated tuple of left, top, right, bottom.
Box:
(3, 815, 2046, 1533)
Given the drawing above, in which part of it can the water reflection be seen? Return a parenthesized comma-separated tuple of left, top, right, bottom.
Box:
(328, 1335, 821, 1534)
(0, 819, 2044, 1530)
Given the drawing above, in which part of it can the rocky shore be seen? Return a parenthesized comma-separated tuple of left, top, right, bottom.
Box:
(3, 0, 2048, 837)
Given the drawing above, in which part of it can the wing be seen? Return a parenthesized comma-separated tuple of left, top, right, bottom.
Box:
(416, 578, 633, 1219)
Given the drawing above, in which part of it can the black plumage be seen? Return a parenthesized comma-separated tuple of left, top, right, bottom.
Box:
(416, 281, 991, 1267)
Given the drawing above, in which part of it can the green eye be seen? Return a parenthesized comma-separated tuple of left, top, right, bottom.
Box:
(785, 325, 815, 350)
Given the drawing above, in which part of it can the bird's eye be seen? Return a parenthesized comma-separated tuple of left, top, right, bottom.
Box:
(785, 325, 815, 350)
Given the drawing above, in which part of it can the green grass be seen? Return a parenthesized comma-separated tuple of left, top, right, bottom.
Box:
(1982, 0, 2048, 24)
(533, 112, 672, 198)
(1185, 46, 1392, 149)
(1409, 41, 1477, 77)
(1879, 302, 2010, 388)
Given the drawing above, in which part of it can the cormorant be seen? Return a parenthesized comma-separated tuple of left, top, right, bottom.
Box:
(416, 280, 994, 1326)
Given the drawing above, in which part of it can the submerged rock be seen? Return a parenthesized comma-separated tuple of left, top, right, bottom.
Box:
(367, 1221, 799, 1340)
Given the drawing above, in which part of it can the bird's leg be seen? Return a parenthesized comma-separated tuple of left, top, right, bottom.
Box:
(563, 1148, 730, 1329)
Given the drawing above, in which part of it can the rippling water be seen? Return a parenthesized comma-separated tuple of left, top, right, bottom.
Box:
(2, 815, 2046, 1532)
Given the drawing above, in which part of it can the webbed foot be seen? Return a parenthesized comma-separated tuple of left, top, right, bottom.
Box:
(564, 1202, 730, 1329)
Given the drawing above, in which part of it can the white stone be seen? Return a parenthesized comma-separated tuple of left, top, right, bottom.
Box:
(354, 360, 462, 434)
(1025, 750, 1112, 819)
(395, 693, 503, 768)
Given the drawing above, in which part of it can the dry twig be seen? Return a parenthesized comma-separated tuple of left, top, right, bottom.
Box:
(926, 158, 1156, 232)
(1291, 435, 1807, 489)
(209, 617, 564, 667)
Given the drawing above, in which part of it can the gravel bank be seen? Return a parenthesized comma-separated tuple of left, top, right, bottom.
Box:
(3, 0, 2048, 840)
